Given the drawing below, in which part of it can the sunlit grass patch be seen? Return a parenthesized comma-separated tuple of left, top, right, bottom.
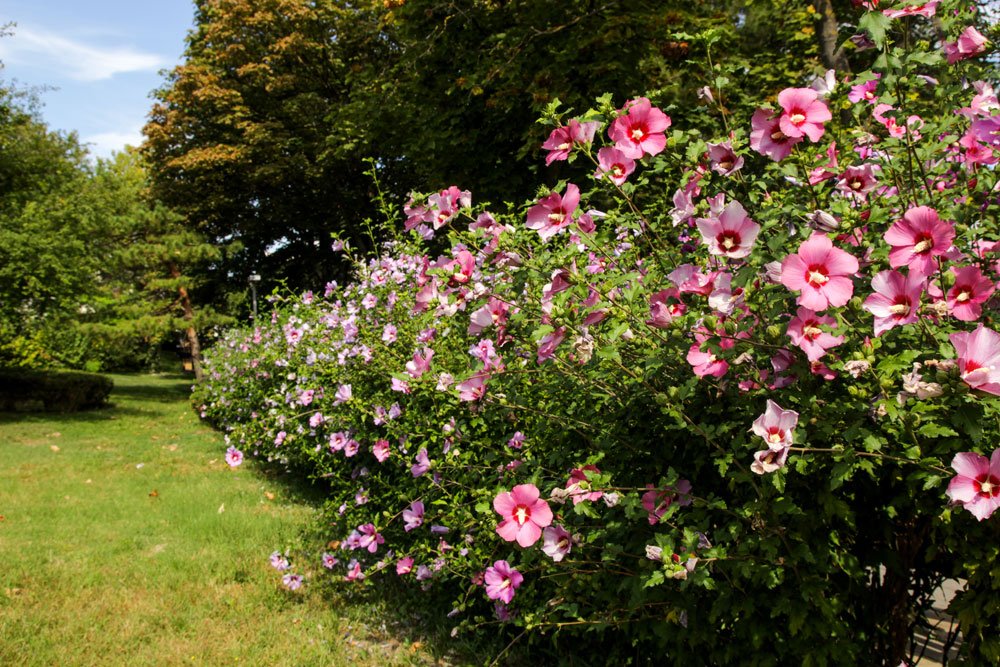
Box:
(0, 374, 440, 667)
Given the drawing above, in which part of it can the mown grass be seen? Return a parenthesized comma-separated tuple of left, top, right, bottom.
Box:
(0, 374, 442, 666)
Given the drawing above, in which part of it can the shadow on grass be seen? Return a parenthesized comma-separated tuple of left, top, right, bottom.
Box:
(243, 458, 334, 508)
(109, 373, 194, 402)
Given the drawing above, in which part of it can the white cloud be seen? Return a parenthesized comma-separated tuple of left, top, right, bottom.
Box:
(0, 26, 165, 81)
(82, 127, 144, 158)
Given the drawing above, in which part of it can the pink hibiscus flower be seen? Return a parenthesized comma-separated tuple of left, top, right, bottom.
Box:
(947, 266, 995, 322)
(751, 447, 790, 475)
(786, 307, 844, 361)
(357, 523, 384, 554)
(777, 87, 832, 142)
(526, 184, 580, 241)
(595, 146, 637, 186)
(847, 74, 880, 104)
(646, 288, 686, 329)
(687, 343, 728, 378)
(950, 324, 1000, 395)
(537, 327, 566, 364)
(780, 233, 859, 311)
(405, 347, 434, 378)
(541, 119, 600, 165)
(608, 97, 671, 159)
(403, 501, 424, 532)
(750, 108, 802, 161)
(494, 483, 553, 548)
(695, 200, 760, 259)
(836, 164, 879, 200)
(225, 446, 244, 467)
(456, 372, 489, 401)
(541, 525, 573, 562)
(944, 26, 989, 64)
(707, 140, 744, 176)
(862, 270, 924, 336)
(566, 465, 603, 505)
(884, 206, 955, 277)
(642, 481, 692, 525)
(946, 449, 1000, 521)
(484, 560, 523, 604)
(372, 439, 390, 462)
(751, 400, 799, 450)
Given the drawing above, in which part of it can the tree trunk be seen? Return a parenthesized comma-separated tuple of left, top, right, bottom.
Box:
(170, 262, 204, 381)
(814, 0, 851, 74)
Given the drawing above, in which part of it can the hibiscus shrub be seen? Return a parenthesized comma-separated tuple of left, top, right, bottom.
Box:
(194, 2, 1000, 664)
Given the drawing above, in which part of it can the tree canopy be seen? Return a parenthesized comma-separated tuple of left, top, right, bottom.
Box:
(145, 0, 864, 296)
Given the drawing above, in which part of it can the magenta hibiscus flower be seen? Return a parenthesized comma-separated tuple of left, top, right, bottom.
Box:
(541, 119, 599, 165)
(947, 266, 995, 322)
(526, 184, 580, 241)
(484, 560, 523, 604)
(608, 97, 671, 159)
(884, 206, 955, 278)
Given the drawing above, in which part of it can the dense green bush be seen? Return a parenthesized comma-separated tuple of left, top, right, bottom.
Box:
(0, 367, 114, 412)
(195, 2, 1000, 664)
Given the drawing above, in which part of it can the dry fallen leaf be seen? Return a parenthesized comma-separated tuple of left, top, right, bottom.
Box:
(84, 479, 92, 484)
(149, 490, 159, 498)
(217, 503, 225, 514)
(5, 588, 24, 598)
(164, 444, 178, 452)
(48, 432, 61, 438)
(264, 492, 275, 501)
(327, 540, 341, 550)
(49, 445, 60, 452)
(0, 515, 6, 521)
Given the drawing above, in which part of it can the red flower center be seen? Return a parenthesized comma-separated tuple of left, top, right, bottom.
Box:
(803, 322, 823, 340)
(717, 231, 741, 251)
(912, 233, 934, 254)
(976, 474, 1000, 498)
(789, 112, 806, 126)
(889, 297, 911, 318)
(806, 265, 830, 288)
(514, 505, 531, 525)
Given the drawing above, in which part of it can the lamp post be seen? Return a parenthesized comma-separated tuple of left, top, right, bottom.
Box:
(249, 274, 261, 321)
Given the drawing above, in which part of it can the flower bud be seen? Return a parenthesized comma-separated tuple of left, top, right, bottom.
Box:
(809, 210, 840, 233)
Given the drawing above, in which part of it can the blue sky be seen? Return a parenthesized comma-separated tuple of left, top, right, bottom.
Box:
(0, 1, 194, 158)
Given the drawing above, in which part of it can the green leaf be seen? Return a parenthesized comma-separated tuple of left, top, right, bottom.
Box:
(918, 422, 958, 439)
(859, 12, 892, 48)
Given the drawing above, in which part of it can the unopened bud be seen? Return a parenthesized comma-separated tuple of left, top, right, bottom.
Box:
(809, 210, 840, 233)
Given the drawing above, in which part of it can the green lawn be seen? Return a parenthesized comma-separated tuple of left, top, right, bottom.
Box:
(0, 374, 437, 666)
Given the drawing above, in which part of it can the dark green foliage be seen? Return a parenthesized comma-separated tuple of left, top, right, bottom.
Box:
(0, 367, 113, 412)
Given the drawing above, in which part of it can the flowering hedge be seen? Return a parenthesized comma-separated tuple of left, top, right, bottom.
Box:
(195, 3, 1000, 664)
